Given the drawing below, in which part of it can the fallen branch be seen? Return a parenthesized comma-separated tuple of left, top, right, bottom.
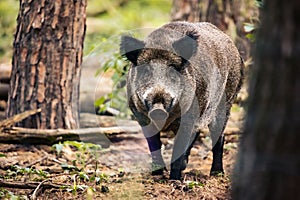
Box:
(9, 125, 141, 135)
(0, 125, 141, 145)
(0, 108, 42, 130)
(0, 179, 66, 190)
(25, 155, 48, 168)
(32, 179, 49, 200)
(0, 110, 142, 145)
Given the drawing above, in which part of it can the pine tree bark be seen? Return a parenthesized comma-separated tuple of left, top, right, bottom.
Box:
(171, 0, 258, 60)
(6, 0, 87, 129)
(232, 0, 300, 199)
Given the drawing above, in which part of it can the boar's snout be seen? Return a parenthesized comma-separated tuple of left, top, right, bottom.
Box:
(148, 103, 169, 121)
(148, 103, 169, 130)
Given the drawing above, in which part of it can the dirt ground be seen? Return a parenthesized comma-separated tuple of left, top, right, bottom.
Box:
(0, 106, 243, 200)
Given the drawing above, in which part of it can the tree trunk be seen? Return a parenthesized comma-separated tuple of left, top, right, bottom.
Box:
(7, 0, 87, 129)
(199, 0, 240, 32)
(171, 0, 258, 60)
(171, 0, 200, 22)
(232, 0, 300, 199)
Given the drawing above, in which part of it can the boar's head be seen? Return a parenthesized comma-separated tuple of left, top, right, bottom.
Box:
(120, 31, 199, 129)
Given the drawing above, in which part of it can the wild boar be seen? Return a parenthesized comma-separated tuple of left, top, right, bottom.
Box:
(120, 21, 244, 180)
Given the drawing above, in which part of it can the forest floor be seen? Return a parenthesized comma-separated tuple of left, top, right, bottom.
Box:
(0, 105, 244, 200)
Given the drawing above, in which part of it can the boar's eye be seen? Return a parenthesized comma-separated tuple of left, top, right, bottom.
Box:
(167, 67, 181, 83)
(168, 64, 183, 72)
(135, 64, 152, 80)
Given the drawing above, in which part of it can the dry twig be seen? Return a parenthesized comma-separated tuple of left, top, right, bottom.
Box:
(0, 108, 42, 131)
(32, 179, 50, 200)
(0, 179, 66, 189)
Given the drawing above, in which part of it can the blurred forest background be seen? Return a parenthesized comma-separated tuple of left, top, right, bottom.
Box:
(0, 0, 172, 63)
(2, 1, 298, 199)
(0, 0, 259, 119)
(0, 0, 260, 64)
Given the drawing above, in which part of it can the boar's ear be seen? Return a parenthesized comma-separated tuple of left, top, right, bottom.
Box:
(120, 35, 145, 65)
(172, 33, 198, 61)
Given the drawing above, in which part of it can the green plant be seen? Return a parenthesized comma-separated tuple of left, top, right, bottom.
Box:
(55, 141, 102, 172)
(0, 188, 29, 200)
(52, 141, 109, 188)
(66, 171, 108, 196)
(86, 0, 171, 119)
(6, 165, 49, 179)
(244, 22, 256, 42)
(185, 180, 204, 189)
(63, 141, 102, 152)
(67, 175, 88, 195)
(94, 50, 131, 119)
(243, 0, 264, 42)
(52, 142, 64, 157)
(0, 0, 18, 62)
(224, 142, 238, 151)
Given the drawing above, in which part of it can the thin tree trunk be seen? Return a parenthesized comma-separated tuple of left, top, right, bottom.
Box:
(232, 0, 300, 199)
(171, 0, 258, 60)
(171, 0, 200, 22)
(7, 0, 87, 129)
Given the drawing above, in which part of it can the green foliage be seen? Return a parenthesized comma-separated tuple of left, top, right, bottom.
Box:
(85, 0, 171, 55)
(2, 140, 111, 197)
(94, 49, 132, 118)
(67, 175, 88, 195)
(0, 0, 170, 119)
(51, 141, 110, 194)
(243, 0, 264, 42)
(54, 141, 102, 171)
(224, 142, 238, 151)
(52, 142, 64, 156)
(185, 180, 204, 189)
(4, 165, 49, 180)
(86, 1, 171, 118)
(63, 141, 102, 152)
(244, 22, 256, 42)
(255, 0, 264, 8)
(0, 0, 171, 62)
(231, 104, 242, 113)
(0, 188, 28, 200)
(0, 0, 18, 62)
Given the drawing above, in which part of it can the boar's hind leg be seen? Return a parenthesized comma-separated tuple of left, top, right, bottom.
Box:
(184, 131, 200, 167)
(208, 95, 228, 176)
(210, 133, 225, 176)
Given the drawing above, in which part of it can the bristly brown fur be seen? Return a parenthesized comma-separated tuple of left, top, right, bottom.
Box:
(121, 21, 244, 180)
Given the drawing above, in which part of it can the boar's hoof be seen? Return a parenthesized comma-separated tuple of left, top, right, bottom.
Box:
(151, 163, 165, 175)
(152, 168, 164, 176)
(170, 170, 182, 180)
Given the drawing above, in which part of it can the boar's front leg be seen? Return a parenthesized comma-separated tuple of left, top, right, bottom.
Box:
(170, 116, 196, 180)
(142, 126, 165, 175)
